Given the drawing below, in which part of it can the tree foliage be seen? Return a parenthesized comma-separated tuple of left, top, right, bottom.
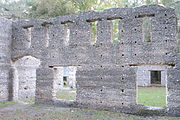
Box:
(28, 0, 77, 19)
(0, 0, 179, 20)
(0, 0, 179, 50)
(0, 0, 29, 19)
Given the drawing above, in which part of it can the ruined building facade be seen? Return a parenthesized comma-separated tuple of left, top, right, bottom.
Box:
(0, 5, 180, 116)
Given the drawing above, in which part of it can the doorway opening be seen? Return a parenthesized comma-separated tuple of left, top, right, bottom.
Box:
(54, 66, 77, 101)
(137, 65, 167, 107)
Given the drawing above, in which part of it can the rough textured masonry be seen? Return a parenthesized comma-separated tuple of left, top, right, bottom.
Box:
(0, 5, 180, 116)
(137, 65, 167, 86)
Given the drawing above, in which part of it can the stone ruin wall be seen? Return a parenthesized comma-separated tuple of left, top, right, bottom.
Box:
(67, 66, 77, 89)
(137, 65, 167, 86)
(13, 56, 40, 100)
(0, 5, 180, 116)
(0, 18, 12, 101)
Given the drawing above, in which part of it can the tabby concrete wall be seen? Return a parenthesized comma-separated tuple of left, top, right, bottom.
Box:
(137, 65, 167, 86)
(13, 56, 40, 100)
(0, 18, 12, 101)
(53, 67, 64, 93)
(67, 66, 76, 89)
(4, 4, 180, 116)
(166, 53, 180, 115)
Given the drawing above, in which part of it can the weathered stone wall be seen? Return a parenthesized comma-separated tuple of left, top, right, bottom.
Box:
(13, 56, 40, 101)
(54, 67, 64, 92)
(137, 65, 168, 86)
(166, 53, 180, 115)
(67, 66, 77, 89)
(0, 17, 12, 101)
(0, 5, 179, 116)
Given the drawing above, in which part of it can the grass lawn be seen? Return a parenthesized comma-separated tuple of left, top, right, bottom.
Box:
(1, 87, 180, 120)
(0, 98, 179, 120)
(56, 90, 76, 100)
(56, 87, 166, 107)
(0, 103, 179, 120)
(0, 87, 166, 108)
(21, 97, 35, 103)
(137, 87, 166, 107)
(0, 101, 16, 107)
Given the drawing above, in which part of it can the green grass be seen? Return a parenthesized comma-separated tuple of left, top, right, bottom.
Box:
(137, 87, 166, 107)
(63, 84, 71, 88)
(21, 97, 35, 103)
(0, 104, 179, 120)
(56, 90, 76, 100)
(1, 88, 180, 120)
(56, 87, 166, 107)
(0, 101, 16, 107)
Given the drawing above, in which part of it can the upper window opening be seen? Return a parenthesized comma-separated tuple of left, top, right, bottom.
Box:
(44, 24, 50, 47)
(90, 21, 97, 44)
(64, 23, 70, 46)
(143, 17, 152, 42)
(112, 19, 120, 43)
(23, 27, 32, 48)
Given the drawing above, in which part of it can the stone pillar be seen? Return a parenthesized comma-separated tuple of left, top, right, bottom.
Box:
(67, 66, 77, 89)
(32, 23, 56, 104)
(14, 56, 40, 101)
(11, 66, 19, 101)
(35, 67, 55, 104)
(161, 70, 167, 86)
(167, 66, 180, 115)
(0, 18, 12, 101)
(53, 67, 64, 93)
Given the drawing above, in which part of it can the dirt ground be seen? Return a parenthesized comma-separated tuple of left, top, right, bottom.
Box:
(0, 103, 180, 120)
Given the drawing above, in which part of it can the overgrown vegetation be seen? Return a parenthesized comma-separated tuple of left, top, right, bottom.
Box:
(0, 0, 179, 46)
(0, 0, 179, 19)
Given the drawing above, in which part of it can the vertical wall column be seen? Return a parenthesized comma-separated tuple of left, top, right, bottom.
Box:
(0, 18, 12, 101)
(167, 55, 180, 115)
(33, 22, 56, 104)
(11, 66, 19, 101)
(53, 67, 64, 93)
(35, 67, 55, 104)
(161, 70, 167, 86)
(14, 56, 40, 101)
(67, 66, 77, 89)
(69, 19, 91, 46)
(97, 20, 112, 44)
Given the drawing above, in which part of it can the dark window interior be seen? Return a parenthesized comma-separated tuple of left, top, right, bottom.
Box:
(63, 76, 67, 86)
(151, 71, 161, 84)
